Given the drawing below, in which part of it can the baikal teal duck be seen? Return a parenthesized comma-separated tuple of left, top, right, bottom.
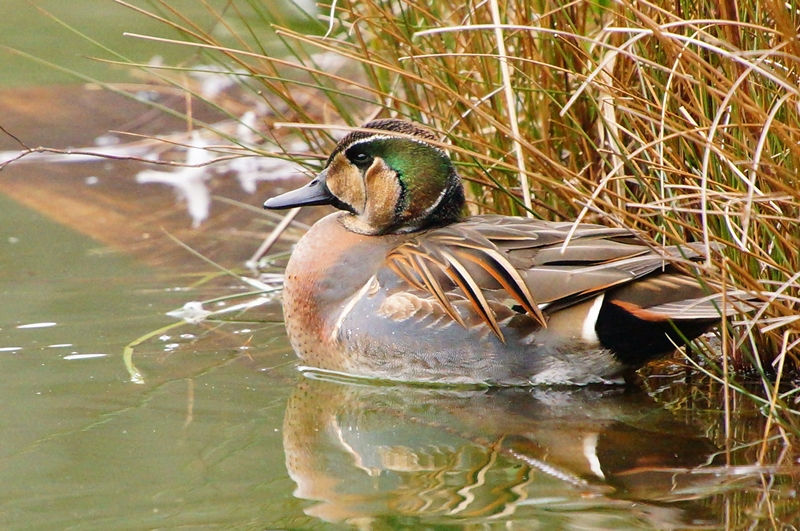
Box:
(265, 119, 745, 386)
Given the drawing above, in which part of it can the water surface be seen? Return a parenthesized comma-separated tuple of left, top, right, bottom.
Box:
(1, 152, 794, 529)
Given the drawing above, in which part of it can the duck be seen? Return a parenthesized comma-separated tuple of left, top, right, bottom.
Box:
(264, 118, 736, 385)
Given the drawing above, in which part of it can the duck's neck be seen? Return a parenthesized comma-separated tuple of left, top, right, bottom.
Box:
(392, 170, 466, 234)
(415, 173, 465, 231)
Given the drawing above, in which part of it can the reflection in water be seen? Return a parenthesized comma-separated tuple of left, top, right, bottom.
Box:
(283, 376, 749, 530)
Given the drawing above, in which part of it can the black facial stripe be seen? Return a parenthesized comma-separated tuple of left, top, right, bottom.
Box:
(330, 195, 358, 215)
(394, 170, 407, 221)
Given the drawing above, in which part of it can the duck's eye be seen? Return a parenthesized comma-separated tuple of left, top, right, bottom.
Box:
(348, 150, 373, 166)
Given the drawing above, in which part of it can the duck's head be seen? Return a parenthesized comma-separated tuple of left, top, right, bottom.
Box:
(264, 119, 465, 235)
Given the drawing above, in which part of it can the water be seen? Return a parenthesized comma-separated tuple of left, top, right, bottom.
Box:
(284, 377, 731, 529)
(0, 188, 297, 529)
(0, 4, 797, 530)
(0, 0, 308, 87)
(1, 4, 306, 521)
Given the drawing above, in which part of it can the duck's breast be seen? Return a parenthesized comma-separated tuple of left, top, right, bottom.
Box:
(282, 212, 404, 371)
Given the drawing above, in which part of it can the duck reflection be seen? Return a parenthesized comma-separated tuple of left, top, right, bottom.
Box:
(283, 375, 740, 529)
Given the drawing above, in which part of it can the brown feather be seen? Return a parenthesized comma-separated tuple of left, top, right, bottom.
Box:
(412, 252, 465, 328)
(609, 300, 672, 322)
(440, 249, 505, 341)
(453, 246, 546, 327)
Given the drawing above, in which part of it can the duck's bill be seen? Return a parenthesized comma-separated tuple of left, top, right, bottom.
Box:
(263, 170, 334, 210)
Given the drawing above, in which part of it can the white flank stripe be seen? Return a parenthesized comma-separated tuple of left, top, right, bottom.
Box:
(581, 294, 605, 343)
(330, 276, 377, 342)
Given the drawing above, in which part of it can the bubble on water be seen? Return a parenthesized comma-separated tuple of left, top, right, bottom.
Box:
(63, 353, 107, 360)
(17, 322, 57, 329)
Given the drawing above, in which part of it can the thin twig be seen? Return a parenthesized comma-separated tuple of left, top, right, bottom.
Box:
(0, 145, 241, 170)
(758, 330, 791, 464)
(247, 207, 301, 270)
(722, 257, 732, 464)
(0, 125, 30, 150)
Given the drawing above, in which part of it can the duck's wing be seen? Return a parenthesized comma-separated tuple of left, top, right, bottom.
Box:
(385, 216, 712, 341)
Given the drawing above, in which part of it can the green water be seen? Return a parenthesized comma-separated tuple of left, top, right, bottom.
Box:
(0, 193, 300, 529)
(0, 3, 304, 528)
(0, 0, 310, 86)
